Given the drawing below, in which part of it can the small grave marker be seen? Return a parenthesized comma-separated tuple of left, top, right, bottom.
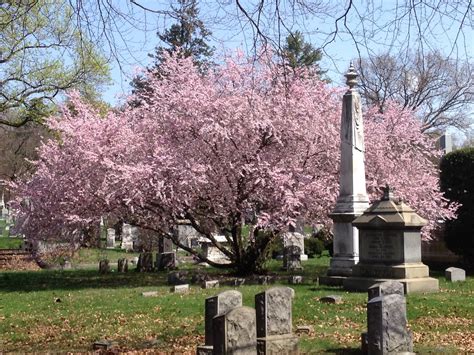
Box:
(171, 284, 189, 293)
(445, 267, 466, 282)
(213, 306, 257, 355)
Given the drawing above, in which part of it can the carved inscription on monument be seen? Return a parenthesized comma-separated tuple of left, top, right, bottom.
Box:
(361, 231, 402, 263)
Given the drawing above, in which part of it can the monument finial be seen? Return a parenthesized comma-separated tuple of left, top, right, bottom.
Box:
(382, 184, 394, 201)
(345, 62, 358, 89)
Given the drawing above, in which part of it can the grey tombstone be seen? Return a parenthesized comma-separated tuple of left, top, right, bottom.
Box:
(198, 290, 243, 352)
(255, 287, 299, 354)
(158, 236, 174, 253)
(256, 276, 275, 285)
(121, 223, 134, 251)
(213, 306, 257, 355)
(201, 280, 219, 289)
(93, 339, 118, 350)
(106, 228, 116, 249)
(445, 267, 466, 282)
(62, 260, 72, 270)
(171, 284, 189, 293)
(167, 271, 188, 285)
(174, 219, 202, 248)
(288, 275, 303, 284)
(233, 278, 246, 286)
(283, 232, 305, 270)
(156, 236, 176, 270)
(137, 252, 153, 272)
(285, 246, 303, 271)
(99, 217, 107, 242)
(142, 291, 159, 297)
(99, 259, 109, 274)
(366, 293, 413, 354)
(156, 252, 176, 271)
(368, 280, 404, 300)
(343, 187, 439, 294)
(117, 258, 128, 273)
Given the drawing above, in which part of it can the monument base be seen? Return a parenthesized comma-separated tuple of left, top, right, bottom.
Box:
(343, 276, 439, 294)
(318, 275, 347, 286)
(327, 255, 359, 276)
(257, 334, 299, 354)
(353, 262, 430, 279)
(319, 256, 359, 286)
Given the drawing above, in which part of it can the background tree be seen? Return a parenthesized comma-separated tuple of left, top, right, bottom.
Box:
(131, 0, 213, 97)
(440, 148, 474, 266)
(152, 0, 213, 68)
(0, 0, 111, 127)
(356, 51, 473, 132)
(282, 31, 325, 78)
(10, 53, 456, 275)
(0, 124, 48, 184)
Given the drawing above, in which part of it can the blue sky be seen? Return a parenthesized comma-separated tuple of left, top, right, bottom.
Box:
(101, 0, 473, 142)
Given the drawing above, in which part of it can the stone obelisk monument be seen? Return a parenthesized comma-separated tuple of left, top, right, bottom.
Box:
(322, 63, 370, 283)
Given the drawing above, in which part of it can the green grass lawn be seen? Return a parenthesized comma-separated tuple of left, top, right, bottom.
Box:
(0, 256, 472, 353)
(70, 247, 140, 265)
(0, 236, 23, 249)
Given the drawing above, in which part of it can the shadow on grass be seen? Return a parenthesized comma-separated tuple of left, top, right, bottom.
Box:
(0, 256, 332, 292)
(0, 269, 172, 292)
(325, 348, 362, 354)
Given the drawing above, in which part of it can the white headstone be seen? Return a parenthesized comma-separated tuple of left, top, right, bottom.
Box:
(121, 223, 134, 251)
(326, 63, 370, 277)
(106, 228, 115, 249)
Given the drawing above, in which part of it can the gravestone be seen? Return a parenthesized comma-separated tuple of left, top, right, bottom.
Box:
(256, 276, 275, 285)
(201, 280, 219, 289)
(142, 291, 159, 297)
(344, 187, 439, 294)
(321, 64, 370, 284)
(0, 194, 11, 238)
(213, 306, 257, 355)
(233, 278, 246, 287)
(255, 287, 298, 354)
(284, 245, 303, 271)
(197, 290, 243, 354)
(131, 225, 139, 244)
(171, 284, 189, 293)
(106, 228, 116, 249)
(445, 267, 466, 282)
(99, 259, 109, 274)
(99, 217, 107, 246)
(121, 223, 134, 251)
(283, 232, 306, 269)
(156, 252, 176, 271)
(198, 235, 231, 264)
(62, 260, 72, 270)
(158, 236, 174, 253)
(93, 339, 118, 350)
(368, 280, 404, 300)
(117, 258, 128, 273)
(288, 275, 303, 284)
(136, 252, 153, 272)
(167, 271, 188, 285)
(0, 193, 8, 219)
(365, 289, 413, 354)
(175, 219, 201, 248)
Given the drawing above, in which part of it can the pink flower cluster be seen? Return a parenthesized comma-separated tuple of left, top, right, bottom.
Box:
(9, 52, 457, 243)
